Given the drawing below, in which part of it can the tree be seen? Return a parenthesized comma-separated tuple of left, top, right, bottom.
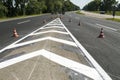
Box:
(0, 1, 8, 17)
(0, 0, 79, 17)
(26, 0, 46, 15)
(101, 0, 117, 12)
(117, 3, 120, 11)
(83, 0, 101, 11)
(3, 0, 15, 17)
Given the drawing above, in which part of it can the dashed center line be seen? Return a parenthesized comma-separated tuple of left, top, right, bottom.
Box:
(17, 20, 31, 24)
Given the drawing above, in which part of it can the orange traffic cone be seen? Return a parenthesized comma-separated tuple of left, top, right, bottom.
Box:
(78, 21, 80, 26)
(43, 19, 46, 23)
(98, 28, 105, 38)
(69, 18, 72, 22)
(51, 16, 54, 19)
(60, 15, 62, 19)
(13, 28, 19, 38)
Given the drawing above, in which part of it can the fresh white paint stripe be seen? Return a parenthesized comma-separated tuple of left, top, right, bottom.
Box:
(0, 49, 102, 80)
(41, 26, 64, 29)
(7, 37, 76, 49)
(58, 18, 112, 80)
(49, 37, 76, 47)
(30, 30, 68, 36)
(0, 50, 43, 69)
(45, 24, 63, 27)
(42, 50, 103, 80)
(0, 18, 111, 80)
(96, 23, 117, 31)
(7, 37, 48, 49)
(17, 20, 31, 24)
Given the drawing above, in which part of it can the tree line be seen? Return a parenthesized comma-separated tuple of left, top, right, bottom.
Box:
(0, 0, 79, 18)
(83, 0, 120, 12)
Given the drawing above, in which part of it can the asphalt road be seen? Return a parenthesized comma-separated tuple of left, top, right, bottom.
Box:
(61, 12, 120, 80)
(0, 12, 120, 80)
(0, 14, 54, 49)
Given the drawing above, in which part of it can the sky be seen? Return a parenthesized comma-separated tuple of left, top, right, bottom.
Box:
(70, 0, 120, 9)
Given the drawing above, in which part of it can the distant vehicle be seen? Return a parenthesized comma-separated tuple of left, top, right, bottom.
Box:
(100, 11, 105, 14)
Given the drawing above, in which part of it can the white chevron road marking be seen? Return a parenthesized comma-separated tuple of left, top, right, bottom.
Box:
(30, 30, 69, 36)
(0, 49, 103, 80)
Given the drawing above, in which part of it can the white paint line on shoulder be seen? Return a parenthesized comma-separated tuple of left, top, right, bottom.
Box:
(7, 37, 76, 49)
(7, 37, 48, 49)
(17, 20, 31, 24)
(42, 49, 103, 80)
(46, 24, 63, 26)
(96, 23, 117, 31)
(58, 18, 112, 80)
(0, 50, 43, 69)
(0, 49, 102, 80)
(30, 30, 68, 36)
(41, 26, 64, 29)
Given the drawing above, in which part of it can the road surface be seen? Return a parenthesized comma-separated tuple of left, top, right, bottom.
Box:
(0, 12, 120, 80)
(61, 12, 120, 80)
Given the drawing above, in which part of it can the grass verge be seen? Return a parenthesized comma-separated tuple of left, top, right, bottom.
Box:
(106, 18, 120, 22)
(76, 11, 84, 15)
(0, 14, 42, 21)
(91, 11, 120, 16)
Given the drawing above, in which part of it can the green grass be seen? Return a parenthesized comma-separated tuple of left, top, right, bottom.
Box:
(106, 18, 120, 22)
(0, 14, 42, 21)
(92, 11, 120, 16)
(76, 10, 84, 15)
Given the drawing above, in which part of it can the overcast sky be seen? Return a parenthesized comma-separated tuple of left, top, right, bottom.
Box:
(70, 0, 120, 9)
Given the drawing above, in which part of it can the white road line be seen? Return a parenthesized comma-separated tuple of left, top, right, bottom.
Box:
(42, 49, 103, 80)
(96, 23, 117, 31)
(58, 18, 112, 80)
(0, 49, 103, 80)
(7, 37, 76, 49)
(41, 26, 64, 29)
(0, 50, 42, 69)
(46, 24, 63, 26)
(30, 30, 68, 36)
(0, 18, 111, 80)
(17, 20, 31, 24)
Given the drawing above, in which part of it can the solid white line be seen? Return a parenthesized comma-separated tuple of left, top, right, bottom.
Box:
(0, 50, 43, 69)
(17, 20, 31, 24)
(41, 26, 64, 29)
(7, 37, 76, 49)
(49, 37, 76, 47)
(46, 24, 63, 26)
(7, 37, 48, 49)
(58, 18, 112, 80)
(41, 50, 102, 80)
(96, 23, 117, 31)
(0, 49, 102, 80)
(30, 30, 68, 36)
